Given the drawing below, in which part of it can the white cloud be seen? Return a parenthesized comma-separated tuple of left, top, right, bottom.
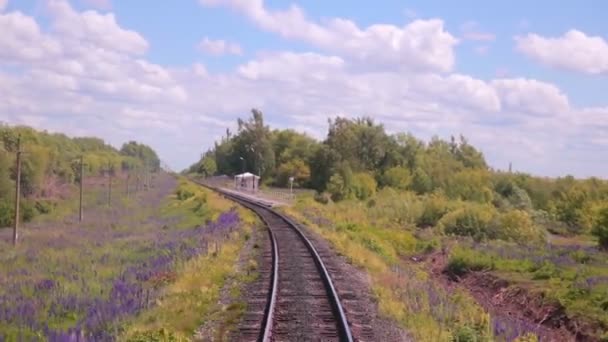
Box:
(200, 0, 458, 72)
(491, 78, 570, 116)
(460, 21, 495, 42)
(237, 52, 344, 80)
(0, 0, 7, 12)
(515, 30, 608, 74)
(198, 37, 243, 56)
(1, 0, 607, 177)
(0, 11, 62, 62)
(48, 0, 148, 56)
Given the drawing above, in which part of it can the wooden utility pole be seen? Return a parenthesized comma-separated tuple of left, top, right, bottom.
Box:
(79, 155, 84, 222)
(12, 136, 22, 246)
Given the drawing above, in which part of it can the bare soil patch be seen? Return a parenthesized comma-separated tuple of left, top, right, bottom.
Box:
(418, 251, 588, 341)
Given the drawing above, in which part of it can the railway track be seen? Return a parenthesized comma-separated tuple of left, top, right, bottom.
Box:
(200, 183, 353, 342)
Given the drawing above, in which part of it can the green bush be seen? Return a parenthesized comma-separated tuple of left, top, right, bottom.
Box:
(493, 210, 544, 244)
(127, 328, 182, 342)
(327, 173, 349, 202)
(417, 192, 449, 227)
(452, 324, 487, 342)
(446, 248, 495, 277)
(380, 167, 411, 190)
(592, 206, 608, 250)
(21, 201, 36, 222)
(531, 261, 559, 280)
(351, 172, 377, 200)
(176, 188, 195, 201)
(34, 200, 55, 215)
(439, 204, 497, 241)
(0, 200, 13, 227)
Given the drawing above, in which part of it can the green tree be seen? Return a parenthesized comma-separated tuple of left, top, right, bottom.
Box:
(276, 159, 311, 187)
(352, 172, 377, 200)
(380, 166, 411, 190)
(233, 109, 276, 179)
(592, 206, 608, 249)
(198, 155, 217, 177)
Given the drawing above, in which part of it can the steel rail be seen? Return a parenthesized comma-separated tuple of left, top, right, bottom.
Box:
(197, 182, 353, 342)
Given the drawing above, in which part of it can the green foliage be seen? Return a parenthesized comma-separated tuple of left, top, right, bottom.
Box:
(411, 167, 433, 194)
(592, 206, 608, 249)
(446, 248, 495, 277)
(530, 261, 560, 280)
(126, 329, 183, 342)
(120, 141, 161, 171)
(445, 169, 493, 203)
(439, 204, 497, 241)
(351, 172, 377, 200)
(380, 166, 411, 190)
(0, 124, 161, 226)
(452, 324, 487, 342)
(417, 192, 449, 227)
(197, 154, 217, 177)
(495, 210, 544, 244)
(0, 200, 13, 227)
(327, 173, 349, 202)
(276, 158, 310, 187)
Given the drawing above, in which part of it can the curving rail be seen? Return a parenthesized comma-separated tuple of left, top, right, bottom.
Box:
(197, 182, 353, 342)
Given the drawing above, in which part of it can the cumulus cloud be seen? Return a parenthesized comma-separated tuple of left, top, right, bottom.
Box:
(48, 0, 148, 56)
(1, 0, 607, 176)
(491, 78, 570, 116)
(199, 0, 458, 72)
(515, 30, 608, 74)
(198, 37, 242, 56)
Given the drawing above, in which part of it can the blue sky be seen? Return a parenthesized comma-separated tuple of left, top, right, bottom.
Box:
(0, 0, 607, 177)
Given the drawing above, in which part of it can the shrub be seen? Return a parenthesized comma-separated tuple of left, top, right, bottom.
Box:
(452, 324, 486, 342)
(313, 192, 331, 204)
(493, 210, 544, 244)
(439, 204, 497, 241)
(327, 173, 349, 202)
(0, 200, 13, 227)
(417, 192, 449, 227)
(411, 167, 432, 194)
(531, 261, 559, 280)
(446, 248, 495, 278)
(35, 200, 55, 214)
(380, 167, 411, 190)
(21, 201, 36, 222)
(592, 206, 608, 250)
(351, 172, 377, 200)
(176, 188, 194, 201)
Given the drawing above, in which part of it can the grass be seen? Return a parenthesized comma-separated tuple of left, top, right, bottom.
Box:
(124, 178, 260, 340)
(0, 175, 259, 341)
(448, 237, 608, 339)
(280, 196, 493, 342)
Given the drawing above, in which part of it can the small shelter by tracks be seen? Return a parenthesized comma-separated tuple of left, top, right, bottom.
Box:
(234, 172, 260, 192)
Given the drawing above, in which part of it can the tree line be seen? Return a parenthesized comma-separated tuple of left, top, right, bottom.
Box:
(0, 124, 160, 227)
(188, 109, 608, 248)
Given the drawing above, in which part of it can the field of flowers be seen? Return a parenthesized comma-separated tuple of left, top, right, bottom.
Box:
(0, 175, 254, 341)
(281, 195, 577, 341)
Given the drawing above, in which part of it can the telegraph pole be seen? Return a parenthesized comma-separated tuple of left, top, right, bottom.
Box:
(79, 155, 84, 222)
(12, 136, 22, 246)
